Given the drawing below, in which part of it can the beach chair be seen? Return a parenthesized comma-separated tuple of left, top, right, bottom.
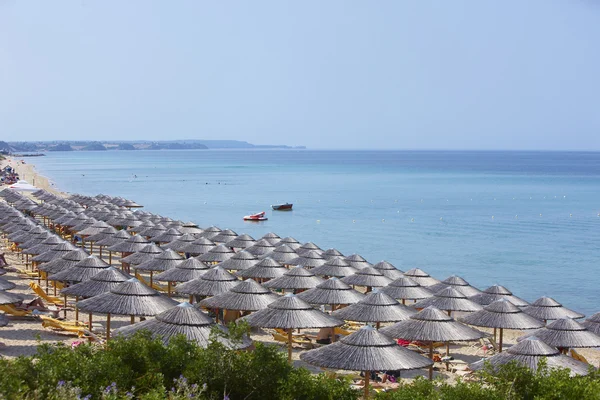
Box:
(39, 315, 87, 328)
(41, 319, 85, 335)
(135, 273, 168, 292)
(274, 328, 314, 341)
(271, 332, 314, 349)
(570, 349, 589, 364)
(28, 282, 65, 306)
(14, 267, 39, 278)
(334, 327, 353, 336)
(0, 304, 33, 317)
(77, 329, 105, 344)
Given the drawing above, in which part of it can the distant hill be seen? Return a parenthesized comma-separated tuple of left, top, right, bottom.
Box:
(82, 143, 107, 151)
(0, 141, 13, 153)
(117, 143, 136, 150)
(48, 144, 74, 151)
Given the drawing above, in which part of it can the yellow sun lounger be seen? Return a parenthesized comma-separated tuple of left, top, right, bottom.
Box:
(135, 273, 168, 292)
(0, 304, 32, 317)
(271, 332, 314, 348)
(41, 319, 85, 335)
(29, 282, 65, 306)
(14, 268, 39, 278)
(39, 315, 87, 327)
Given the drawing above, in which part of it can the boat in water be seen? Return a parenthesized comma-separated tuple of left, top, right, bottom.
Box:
(271, 203, 293, 211)
(243, 211, 268, 221)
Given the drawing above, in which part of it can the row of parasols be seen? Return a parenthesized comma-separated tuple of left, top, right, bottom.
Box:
(1, 188, 600, 397)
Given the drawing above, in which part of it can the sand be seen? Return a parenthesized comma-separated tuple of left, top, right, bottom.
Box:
(1, 156, 598, 384)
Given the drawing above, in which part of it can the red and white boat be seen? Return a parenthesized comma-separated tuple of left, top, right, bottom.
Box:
(243, 211, 268, 221)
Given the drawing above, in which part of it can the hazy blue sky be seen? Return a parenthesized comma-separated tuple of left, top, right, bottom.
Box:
(1, 1, 599, 150)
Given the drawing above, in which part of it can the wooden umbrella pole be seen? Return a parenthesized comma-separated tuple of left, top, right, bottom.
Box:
(428, 342, 434, 380)
(99, 246, 103, 259)
(168, 282, 172, 297)
(89, 313, 93, 331)
(63, 295, 68, 318)
(376, 321, 380, 330)
(402, 299, 406, 305)
(75, 296, 79, 321)
(106, 314, 111, 340)
(109, 251, 112, 265)
(499, 328, 504, 352)
(287, 328, 293, 362)
(90, 242, 93, 254)
(189, 295, 193, 304)
(130, 315, 135, 324)
(493, 327, 497, 343)
(364, 371, 370, 399)
(150, 271, 153, 287)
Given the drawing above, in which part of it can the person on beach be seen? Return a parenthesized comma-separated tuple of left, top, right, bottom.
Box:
(14, 297, 59, 317)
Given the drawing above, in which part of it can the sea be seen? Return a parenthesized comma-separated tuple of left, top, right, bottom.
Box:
(25, 150, 600, 316)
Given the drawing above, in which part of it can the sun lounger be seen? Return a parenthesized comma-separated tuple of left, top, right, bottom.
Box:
(570, 349, 589, 364)
(77, 329, 105, 344)
(334, 327, 353, 336)
(13, 267, 39, 278)
(39, 315, 87, 327)
(28, 282, 65, 306)
(271, 332, 314, 349)
(0, 304, 33, 317)
(135, 273, 168, 292)
(41, 319, 86, 335)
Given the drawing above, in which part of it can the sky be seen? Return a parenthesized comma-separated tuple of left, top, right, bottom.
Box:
(1, 1, 599, 150)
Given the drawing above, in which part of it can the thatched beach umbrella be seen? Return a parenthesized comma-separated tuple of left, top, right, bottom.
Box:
(48, 255, 110, 284)
(460, 299, 544, 352)
(413, 287, 483, 314)
(236, 257, 287, 282)
(582, 312, 600, 335)
(278, 236, 301, 249)
(198, 244, 235, 264)
(403, 268, 440, 287)
(224, 234, 256, 249)
(126, 219, 154, 234)
(106, 234, 150, 261)
(22, 235, 64, 256)
(138, 223, 168, 239)
(263, 266, 324, 292)
(470, 284, 529, 307)
(518, 318, 600, 350)
(343, 254, 371, 270)
(310, 257, 358, 278)
(154, 257, 209, 284)
(120, 243, 163, 271)
(261, 244, 299, 265)
(95, 229, 131, 263)
(175, 266, 240, 301)
(332, 291, 416, 328)
(38, 249, 89, 275)
(470, 337, 592, 376)
(427, 275, 482, 297)
(217, 250, 258, 271)
(177, 222, 203, 235)
(150, 228, 183, 244)
(341, 267, 392, 292)
(0, 290, 24, 305)
(200, 279, 280, 317)
(381, 306, 487, 379)
(181, 237, 216, 256)
(297, 277, 364, 309)
(199, 226, 221, 239)
(77, 278, 179, 339)
(301, 326, 433, 398)
(134, 249, 184, 288)
(523, 297, 585, 322)
(211, 229, 238, 244)
(0, 277, 16, 291)
(287, 250, 326, 269)
(113, 302, 252, 348)
(261, 232, 281, 245)
(245, 293, 343, 361)
(32, 242, 78, 264)
(245, 239, 276, 257)
(162, 233, 197, 252)
(372, 261, 404, 280)
(76, 220, 110, 237)
(322, 248, 344, 260)
(297, 242, 321, 255)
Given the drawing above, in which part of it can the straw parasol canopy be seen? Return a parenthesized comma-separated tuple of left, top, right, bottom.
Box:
(224, 234, 255, 249)
(341, 267, 392, 290)
(113, 302, 252, 348)
(150, 228, 183, 244)
(154, 257, 210, 283)
(22, 235, 64, 255)
(244, 293, 343, 361)
(38, 249, 89, 275)
(162, 233, 197, 252)
(297, 277, 365, 307)
(245, 239, 276, 256)
(31, 242, 78, 263)
(175, 266, 240, 298)
(522, 297, 585, 322)
(211, 229, 238, 244)
(134, 249, 184, 273)
(470, 337, 593, 376)
(261, 232, 281, 245)
(0, 290, 24, 305)
(372, 261, 404, 280)
(216, 250, 258, 271)
(181, 237, 216, 256)
(235, 258, 287, 281)
(427, 276, 482, 297)
(77, 220, 111, 237)
(412, 287, 483, 313)
(121, 244, 164, 266)
(178, 222, 203, 235)
(48, 255, 111, 283)
(86, 226, 118, 243)
(287, 250, 326, 269)
(403, 268, 440, 287)
(95, 229, 131, 247)
(310, 257, 358, 278)
(381, 276, 434, 304)
(322, 248, 344, 260)
(197, 244, 235, 264)
(107, 234, 150, 254)
(199, 226, 222, 239)
(459, 299, 544, 351)
(332, 291, 416, 327)
(261, 244, 299, 265)
(0, 277, 17, 291)
(61, 267, 132, 298)
(582, 312, 600, 335)
(127, 219, 154, 234)
(343, 254, 371, 270)
(138, 223, 168, 238)
(469, 284, 529, 307)
(263, 266, 324, 291)
(301, 326, 433, 398)
(278, 237, 301, 250)
(297, 242, 321, 255)
(200, 279, 279, 313)
(518, 318, 600, 349)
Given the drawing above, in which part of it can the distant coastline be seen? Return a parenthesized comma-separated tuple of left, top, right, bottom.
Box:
(1, 140, 306, 153)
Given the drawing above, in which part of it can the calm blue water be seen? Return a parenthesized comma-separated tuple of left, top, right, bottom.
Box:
(28, 150, 600, 315)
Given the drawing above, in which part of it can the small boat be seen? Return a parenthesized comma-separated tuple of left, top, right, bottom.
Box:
(243, 211, 268, 221)
(271, 203, 293, 211)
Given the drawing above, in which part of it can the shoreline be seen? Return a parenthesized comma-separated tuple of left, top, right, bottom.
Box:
(1, 156, 63, 196)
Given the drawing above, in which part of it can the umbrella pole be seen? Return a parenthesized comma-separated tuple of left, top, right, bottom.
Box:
(63, 295, 68, 318)
(288, 328, 293, 362)
(167, 282, 172, 297)
(493, 328, 497, 343)
(109, 251, 112, 265)
(150, 271, 153, 287)
(130, 315, 135, 324)
(89, 313, 92, 331)
(376, 321, 380, 330)
(401, 299, 406, 305)
(99, 246, 103, 259)
(106, 313, 111, 340)
(75, 296, 79, 321)
(364, 371, 370, 399)
(499, 328, 504, 352)
(189, 295, 193, 304)
(90, 242, 93, 254)
(428, 342, 434, 380)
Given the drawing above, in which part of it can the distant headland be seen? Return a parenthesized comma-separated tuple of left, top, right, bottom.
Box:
(0, 140, 306, 154)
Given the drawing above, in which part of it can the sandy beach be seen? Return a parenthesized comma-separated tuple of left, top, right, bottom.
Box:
(1, 155, 598, 384)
